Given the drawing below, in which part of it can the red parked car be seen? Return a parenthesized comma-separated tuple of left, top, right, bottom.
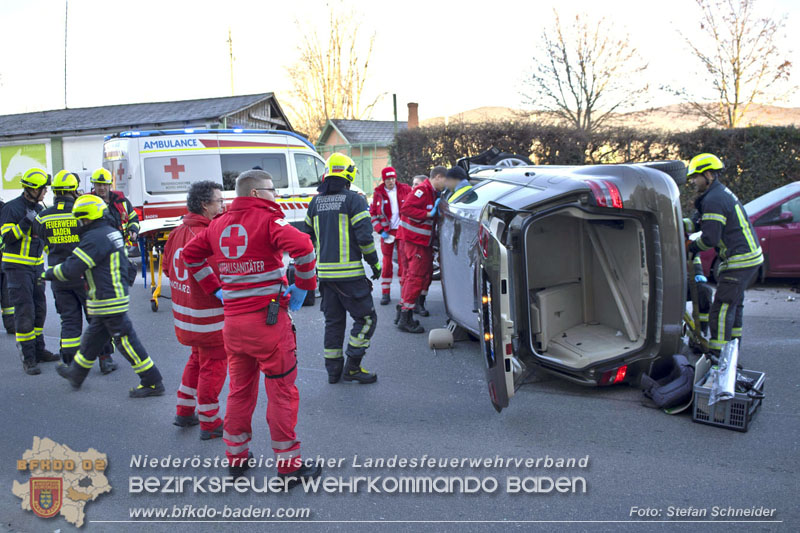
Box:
(700, 181, 800, 280)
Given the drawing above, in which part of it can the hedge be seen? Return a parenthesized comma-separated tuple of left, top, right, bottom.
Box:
(389, 122, 800, 209)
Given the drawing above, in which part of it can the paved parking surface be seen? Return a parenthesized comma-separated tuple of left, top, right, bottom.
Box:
(1, 272, 797, 532)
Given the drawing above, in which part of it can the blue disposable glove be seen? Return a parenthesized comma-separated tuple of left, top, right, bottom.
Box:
(214, 289, 224, 303)
(695, 274, 708, 284)
(381, 231, 390, 240)
(428, 198, 441, 218)
(283, 284, 308, 311)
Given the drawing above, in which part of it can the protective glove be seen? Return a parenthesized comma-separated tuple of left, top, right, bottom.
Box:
(214, 289, 224, 303)
(41, 269, 55, 282)
(370, 263, 381, 280)
(380, 231, 390, 240)
(19, 209, 36, 229)
(283, 284, 308, 311)
(128, 231, 139, 243)
(428, 198, 441, 218)
(695, 274, 708, 284)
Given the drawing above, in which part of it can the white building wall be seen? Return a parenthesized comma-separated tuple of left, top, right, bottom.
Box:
(62, 134, 105, 173)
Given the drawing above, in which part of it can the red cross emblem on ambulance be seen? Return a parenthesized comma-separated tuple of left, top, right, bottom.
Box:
(219, 224, 248, 259)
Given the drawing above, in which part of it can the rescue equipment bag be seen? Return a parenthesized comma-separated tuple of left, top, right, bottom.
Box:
(640, 354, 695, 409)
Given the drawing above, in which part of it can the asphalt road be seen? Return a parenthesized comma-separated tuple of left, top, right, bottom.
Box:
(1, 271, 798, 532)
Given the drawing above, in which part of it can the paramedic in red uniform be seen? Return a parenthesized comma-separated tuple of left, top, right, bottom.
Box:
(370, 166, 411, 305)
(163, 180, 228, 440)
(396, 166, 447, 333)
(181, 170, 321, 486)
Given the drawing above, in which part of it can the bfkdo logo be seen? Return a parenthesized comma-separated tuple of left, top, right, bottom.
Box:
(12, 437, 111, 528)
(30, 477, 62, 518)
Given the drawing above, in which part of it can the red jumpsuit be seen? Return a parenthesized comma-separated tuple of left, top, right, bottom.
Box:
(182, 196, 316, 473)
(396, 179, 437, 311)
(370, 180, 412, 296)
(163, 212, 227, 434)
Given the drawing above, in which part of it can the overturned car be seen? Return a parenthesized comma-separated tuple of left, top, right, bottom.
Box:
(437, 160, 688, 411)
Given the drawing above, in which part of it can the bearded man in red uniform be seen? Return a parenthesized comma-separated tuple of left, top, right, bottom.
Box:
(182, 170, 321, 486)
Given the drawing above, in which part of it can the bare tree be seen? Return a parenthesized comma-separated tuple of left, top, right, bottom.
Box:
(521, 11, 649, 134)
(284, 4, 383, 141)
(679, 0, 793, 128)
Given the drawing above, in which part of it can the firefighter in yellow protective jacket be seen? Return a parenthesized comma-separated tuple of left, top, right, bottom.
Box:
(0, 168, 58, 374)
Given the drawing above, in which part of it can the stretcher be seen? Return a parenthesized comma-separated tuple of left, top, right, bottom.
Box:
(137, 217, 182, 312)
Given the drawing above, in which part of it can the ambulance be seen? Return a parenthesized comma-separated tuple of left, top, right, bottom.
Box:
(101, 128, 334, 235)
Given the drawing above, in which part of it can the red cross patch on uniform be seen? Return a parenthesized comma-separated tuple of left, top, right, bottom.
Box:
(219, 224, 248, 259)
(414, 189, 423, 198)
(275, 219, 289, 227)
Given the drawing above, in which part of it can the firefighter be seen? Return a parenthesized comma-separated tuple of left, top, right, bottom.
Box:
(163, 180, 227, 440)
(90, 168, 140, 245)
(90, 167, 139, 371)
(0, 198, 14, 334)
(683, 217, 712, 336)
(395, 166, 447, 333)
(45, 195, 165, 397)
(686, 153, 763, 353)
(182, 170, 321, 485)
(443, 166, 476, 204)
(32, 171, 87, 365)
(0, 168, 58, 374)
(370, 166, 411, 305)
(304, 153, 381, 385)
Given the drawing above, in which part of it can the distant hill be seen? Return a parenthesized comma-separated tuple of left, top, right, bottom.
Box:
(421, 104, 800, 131)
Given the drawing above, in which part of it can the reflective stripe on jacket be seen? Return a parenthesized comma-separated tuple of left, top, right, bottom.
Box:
(181, 197, 316, 316)
(688, 179, 763, 271)
(396, 178, 436, 247)
(163, 212, 225, 346)
(50, 219, 134, 315)
(370, 182, 412, 234)
(303, 189, 379, 281)
(0, 194, 45, 268)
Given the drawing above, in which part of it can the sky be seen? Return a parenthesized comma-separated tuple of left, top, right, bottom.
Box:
(0, 0, 797, 123)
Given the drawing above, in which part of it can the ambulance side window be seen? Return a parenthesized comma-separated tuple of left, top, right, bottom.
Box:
(294, 154, 326, 188)
(220, 154, 288, 191)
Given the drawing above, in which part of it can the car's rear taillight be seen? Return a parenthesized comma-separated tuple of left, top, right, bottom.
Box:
(478, 224, 489, 258)
(599, 364, 628, 385)
(585, 180, 623, 209)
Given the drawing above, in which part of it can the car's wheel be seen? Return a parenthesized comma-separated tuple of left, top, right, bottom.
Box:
(642, 161, 687, 186)
(490, 153, 533, 166)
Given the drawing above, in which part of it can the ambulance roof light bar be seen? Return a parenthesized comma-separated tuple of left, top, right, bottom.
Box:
(105, 129, 316, 151)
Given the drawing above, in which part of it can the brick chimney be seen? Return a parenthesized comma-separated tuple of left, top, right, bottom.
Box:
(407, 102, 419, 129)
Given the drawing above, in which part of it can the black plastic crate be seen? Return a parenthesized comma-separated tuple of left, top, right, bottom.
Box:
(692, 369, 765, 432)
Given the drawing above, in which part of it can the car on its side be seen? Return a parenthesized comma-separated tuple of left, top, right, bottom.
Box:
(699, 181, 800, 281)
(437, 161, 688, 411)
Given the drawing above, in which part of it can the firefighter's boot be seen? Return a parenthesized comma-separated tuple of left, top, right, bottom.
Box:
(57, 362, 89, 389)
(99, 355, 117, 374)
(325, 357, 344, 384)
(342, 356, 377, 384)
(397, 309, 424, 334)
(129, 381, 165, 398)
(37, 348, 60, 363)
(414, 294, 430, 317)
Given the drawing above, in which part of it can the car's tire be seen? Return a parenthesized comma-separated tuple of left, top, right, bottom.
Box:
(490, 153, 533, 166)
(642, 161, 687, 186)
